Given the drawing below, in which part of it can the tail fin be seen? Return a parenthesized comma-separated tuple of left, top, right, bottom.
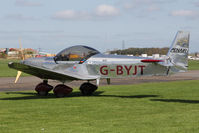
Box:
(167, 31, 190, 72)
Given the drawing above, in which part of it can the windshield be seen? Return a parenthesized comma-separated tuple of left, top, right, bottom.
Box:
(54, 45, 100, 63)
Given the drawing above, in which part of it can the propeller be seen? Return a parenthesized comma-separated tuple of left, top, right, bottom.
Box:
(14, 39, 24, 83)
(15, 71, 22, 83)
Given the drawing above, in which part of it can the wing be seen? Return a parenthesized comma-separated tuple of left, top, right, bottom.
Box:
(8, 62, 98, 82)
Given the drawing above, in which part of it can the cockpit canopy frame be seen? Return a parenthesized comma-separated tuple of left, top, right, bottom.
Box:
(54, 45, 100, 63)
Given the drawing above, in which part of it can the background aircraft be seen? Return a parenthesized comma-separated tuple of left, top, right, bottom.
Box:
(8, 31, 189, 97)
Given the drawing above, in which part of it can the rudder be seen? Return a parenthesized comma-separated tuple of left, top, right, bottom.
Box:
(167, 31, 190, 72)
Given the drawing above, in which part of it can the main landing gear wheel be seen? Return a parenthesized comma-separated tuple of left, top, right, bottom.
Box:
(79, 82, 98, 96)
(53, 84, 73, 98)
(35, 81, 53, 96)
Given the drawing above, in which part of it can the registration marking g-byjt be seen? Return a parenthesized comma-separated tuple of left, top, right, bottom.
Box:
(100, 65, 145, 76)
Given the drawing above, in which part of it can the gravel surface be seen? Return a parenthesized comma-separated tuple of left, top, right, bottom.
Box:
(0, 70, 199, 92)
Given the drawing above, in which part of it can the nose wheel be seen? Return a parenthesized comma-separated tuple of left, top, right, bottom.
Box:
(80, 82, 98, 96)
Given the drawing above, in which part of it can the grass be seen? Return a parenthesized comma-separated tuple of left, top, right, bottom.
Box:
(0, 59, 29, 77)
(188, 60, 199, 70)
(0, 59, 199, 77)
(0, 80, 199, 133)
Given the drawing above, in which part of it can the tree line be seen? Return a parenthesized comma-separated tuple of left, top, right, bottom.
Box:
(110, 47, 169, 56)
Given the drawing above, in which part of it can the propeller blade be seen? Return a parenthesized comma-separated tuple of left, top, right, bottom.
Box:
(14, 39, 24, 83)
(15, 71, 22, 83)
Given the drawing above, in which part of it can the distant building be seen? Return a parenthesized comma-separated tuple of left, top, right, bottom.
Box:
(152, 54, 160, 59)
(0, 48, 6, 53)
(35, 52, 55, 58)
(0, 48, 39, 59)
(141, 54, 147, 57)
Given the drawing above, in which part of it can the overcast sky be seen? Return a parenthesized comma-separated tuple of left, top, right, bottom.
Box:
(0, 0, 199, 53)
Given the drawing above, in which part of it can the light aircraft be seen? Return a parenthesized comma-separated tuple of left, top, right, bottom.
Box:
(8, 31, 189, 97)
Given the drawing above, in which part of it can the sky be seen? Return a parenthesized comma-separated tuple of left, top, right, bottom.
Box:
(0, 0, 199, 54)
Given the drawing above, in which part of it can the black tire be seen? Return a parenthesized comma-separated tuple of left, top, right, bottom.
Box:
(53, 84, 73, 98)
(38, 91, 48, 96)
(80, 83, 98, 96)
(55, 93, 65, 98)
(35, 82, 53, 96)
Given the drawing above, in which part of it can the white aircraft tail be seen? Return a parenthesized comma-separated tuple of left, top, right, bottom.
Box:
(167, 31, 190, 72)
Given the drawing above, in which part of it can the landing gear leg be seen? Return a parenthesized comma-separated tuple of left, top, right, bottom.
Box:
(79, 82, 98, 96)
(35, 80, 53, 96)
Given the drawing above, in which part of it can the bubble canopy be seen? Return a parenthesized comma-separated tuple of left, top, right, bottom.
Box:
(54, 45, 100, 62)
